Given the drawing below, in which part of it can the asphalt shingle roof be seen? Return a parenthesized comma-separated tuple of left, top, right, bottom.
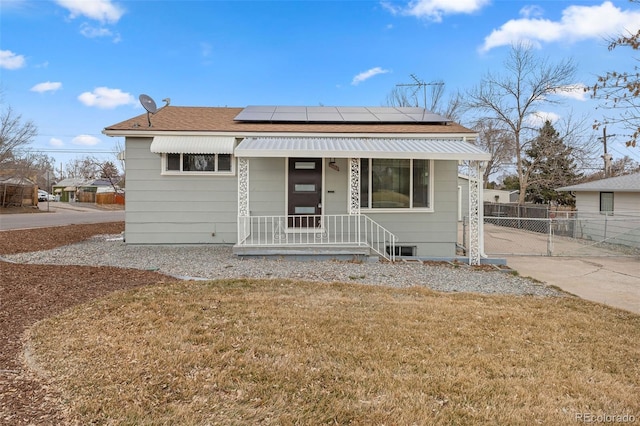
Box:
(557, 173, 640, 192)
(103, 106, 476, 135)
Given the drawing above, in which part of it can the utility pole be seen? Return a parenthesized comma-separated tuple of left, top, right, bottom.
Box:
(396, 74, 444, 110)
(600, 127, 613, 177)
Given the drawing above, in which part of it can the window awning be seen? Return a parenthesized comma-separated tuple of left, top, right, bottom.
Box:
(235, 137, 490, 161)
(150, 136, 236, 154)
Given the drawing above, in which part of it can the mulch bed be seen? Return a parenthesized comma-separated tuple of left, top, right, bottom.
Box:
(0, 222, 174, 425)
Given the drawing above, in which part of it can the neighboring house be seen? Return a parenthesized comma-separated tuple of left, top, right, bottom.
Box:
(457, 175, 470, 222)
(457, 176, 512, 221)
(103, 105, 490, 263)
(558, 173, 640, 248)
(78, 178, 121, 203)
(557, 173, 640, 213)
(484, 189, 511, 204)
(52, 177, 86, 202)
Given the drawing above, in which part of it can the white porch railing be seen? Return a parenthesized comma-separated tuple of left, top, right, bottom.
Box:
(237, 214, 397, 261)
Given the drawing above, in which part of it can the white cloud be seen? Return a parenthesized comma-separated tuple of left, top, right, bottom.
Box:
(527, 111, 560, 128)
(49, 138, 64, 147)
(80, 23, 109, 38)
(352, 67, 390, 85)
(55, 0, 124, 24)
(383, 0, 490, 22)
(481, 1, 640, 52)
(78, 87, 136, 109)
(519, 5, 544, 19)
(552, 84, 588, 101)
(0, 49, 26, 70)
(31, 81, 62, 93)
(72, 135, 100, 146)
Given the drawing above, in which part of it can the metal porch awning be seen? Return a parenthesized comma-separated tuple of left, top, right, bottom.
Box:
(150, 136, 236, 154)
(234, 137, 490, 160)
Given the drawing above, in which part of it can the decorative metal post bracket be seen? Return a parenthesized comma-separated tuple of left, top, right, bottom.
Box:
(468, 161, 484, 265)
(238, 157, 249, 217)
(349, 158, 360, 215)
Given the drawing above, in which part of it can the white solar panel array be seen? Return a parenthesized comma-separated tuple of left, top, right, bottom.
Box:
(234, 106, 451, 123)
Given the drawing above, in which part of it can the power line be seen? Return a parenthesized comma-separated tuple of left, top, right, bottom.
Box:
(24, 148, 118, 154)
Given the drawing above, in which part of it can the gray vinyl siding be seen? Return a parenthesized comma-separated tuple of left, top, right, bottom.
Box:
(363, 160, 459, 257)
(574, 191, 640, 248)
(324, 158, 348, 215)
(125, 138, 462, 255)
(125, 137, 238, 244)
(246, 157, 349, 216)
(575, 191, 640, 213)
(246, 157, 286, 216)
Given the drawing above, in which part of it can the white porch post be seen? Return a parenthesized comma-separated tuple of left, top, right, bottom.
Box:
(237, 158, 249, 243)
(468, 160, 485, 265)
(238, 158, 249, 216)
(349, 158, 361, 215)
(349, 158, 361, 245)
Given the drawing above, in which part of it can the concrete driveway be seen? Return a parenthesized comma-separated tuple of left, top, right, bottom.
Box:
(505, 255, 640, 315)
(478, 222, 640, 315)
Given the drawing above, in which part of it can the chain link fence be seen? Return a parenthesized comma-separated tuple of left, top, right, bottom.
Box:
(460, 211, 640, 257)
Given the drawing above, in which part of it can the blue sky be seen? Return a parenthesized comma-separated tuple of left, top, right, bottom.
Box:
(2, 0, 640, 172)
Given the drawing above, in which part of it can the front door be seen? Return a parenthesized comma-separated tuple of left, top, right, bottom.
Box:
(288, 158, 322, 227)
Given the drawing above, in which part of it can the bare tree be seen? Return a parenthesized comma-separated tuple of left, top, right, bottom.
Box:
(12, 152, 56, 189)
(385, 86, 416, 108)
(385, 77, 464, 121)
(552, 111, 600, 172)
(96, 159, 121, 193)
(589, 0, 640, 148)
(65, 155, 121, 189)
(64, 156, 104, 180)
(470, 118, 515, 186)
(114, 140, 126, 188)
(0, 106, 38, 167)
(465, 43, 577, 204)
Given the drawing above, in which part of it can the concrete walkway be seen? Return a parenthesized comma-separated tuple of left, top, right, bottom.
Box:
(0, 202, 124, 230)
(505, 256, 640, 315)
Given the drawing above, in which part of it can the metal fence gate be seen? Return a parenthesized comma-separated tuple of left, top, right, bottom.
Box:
(461, 212, 640, 257)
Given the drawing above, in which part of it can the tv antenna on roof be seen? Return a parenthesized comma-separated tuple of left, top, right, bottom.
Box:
(396, 74, 444, 110)
(139, 94, 157, 127)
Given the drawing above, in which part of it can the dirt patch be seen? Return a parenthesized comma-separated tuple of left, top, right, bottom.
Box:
(0, 222, 124, 255)
(0, 222, 174, 425)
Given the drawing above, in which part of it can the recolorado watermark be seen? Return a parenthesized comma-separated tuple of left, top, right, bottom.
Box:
(576, 413, 636, 423)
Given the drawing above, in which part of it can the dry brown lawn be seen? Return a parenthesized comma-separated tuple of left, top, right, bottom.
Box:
(27, 278, 640, 425)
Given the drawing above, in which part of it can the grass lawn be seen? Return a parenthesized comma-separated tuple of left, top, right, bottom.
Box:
(27, 279, 639, 425)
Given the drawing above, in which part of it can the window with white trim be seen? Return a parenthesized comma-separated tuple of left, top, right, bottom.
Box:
(163, 153, 233, 174)
(360, 158, 433, 210)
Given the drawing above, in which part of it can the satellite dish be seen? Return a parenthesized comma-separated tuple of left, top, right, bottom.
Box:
(139, 94, 158, 127)
(139, 94, 158, 114)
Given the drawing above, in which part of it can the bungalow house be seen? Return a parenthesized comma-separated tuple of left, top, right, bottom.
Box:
(103, 105, 490, 263)
(53, 177, 85, 202)
(557, 173, 640, 248)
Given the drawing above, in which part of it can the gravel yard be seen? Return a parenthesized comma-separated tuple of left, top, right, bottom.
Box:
(4, 233, 564, 297)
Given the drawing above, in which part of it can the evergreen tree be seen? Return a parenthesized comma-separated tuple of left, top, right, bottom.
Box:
(523, 121, 582, 206)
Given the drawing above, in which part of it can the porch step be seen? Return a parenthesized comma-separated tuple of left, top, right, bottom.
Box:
(232, 244, 374, 261)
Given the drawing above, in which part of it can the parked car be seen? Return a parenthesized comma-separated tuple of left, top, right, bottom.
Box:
(38, 190, 55, 202)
